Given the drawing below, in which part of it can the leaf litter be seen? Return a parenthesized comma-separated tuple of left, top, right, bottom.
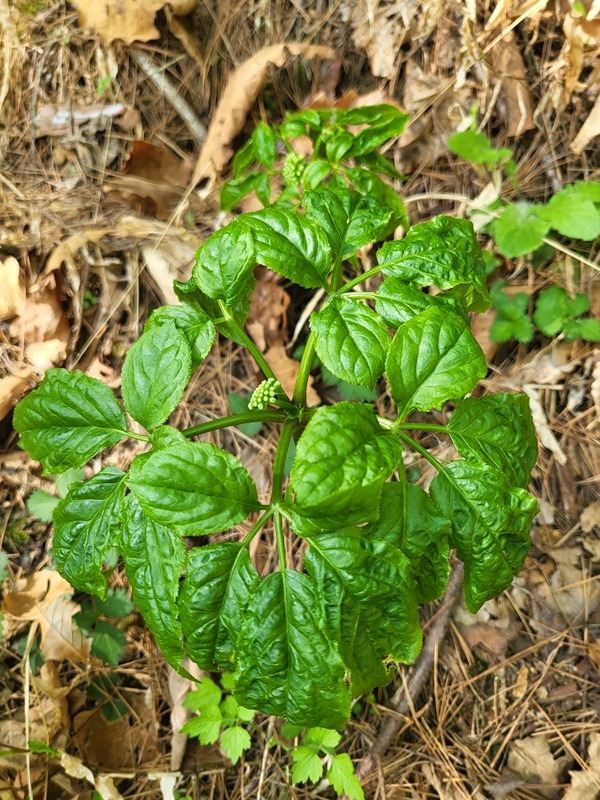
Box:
(1, 0, 600, 797)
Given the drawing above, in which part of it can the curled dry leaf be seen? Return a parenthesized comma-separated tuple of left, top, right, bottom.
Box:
(71, 0, 167, 44)
(2, 571, 92, 663)
(564, 733, 600, 800)
(191, 43, 333, 188)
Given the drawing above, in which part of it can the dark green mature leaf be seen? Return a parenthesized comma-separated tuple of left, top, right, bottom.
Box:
(241, 208, 332, 288)
(311, 297, 390, 389)
(252, 121, 276, 167)
(304, 187, 392, 260)
(121, 322, 192, 431)
(367, 482, 450, 603)
(289, 403, 401, 526)
(91, 621, 126, 666)
(344, 167, 408, 233)
(121, 495, 185, 669)
(53, 467, 126, 597)
(375, 277, 463, 327)
(305, 529, 421, 696)
(339, 104, 409, 157)
(127, 442, 260, 535)
(221, 174, 263, 211)
(430, 461, 538, 612)
(301, 159, 331, 190)
(13, 369, 127, 475)
(386, 306, 487, 419)
(174, 275, 253, 347)
(355, 150, 403, 179)
(448, 394, 537, 488)
(179, 542, 260, 670)
(235, 570, 351, 728)
(193, 222, 256, 305)
(232, 138, 257, 177)
(145, 304, 215, 369)
(377, 216, 490, 311)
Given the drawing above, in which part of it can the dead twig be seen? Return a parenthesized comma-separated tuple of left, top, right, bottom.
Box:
(356, 562, 465, 783)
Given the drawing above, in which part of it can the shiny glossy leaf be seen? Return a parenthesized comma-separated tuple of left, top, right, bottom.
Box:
(144, 304, 215, 369)
(375, 277, 463, 327)
(13, 369, 127, 475)
(127, 442, 260, 535)
(193, 222, 256, 305)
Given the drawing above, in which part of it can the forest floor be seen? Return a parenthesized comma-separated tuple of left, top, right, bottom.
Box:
(1, 1, 599, 798)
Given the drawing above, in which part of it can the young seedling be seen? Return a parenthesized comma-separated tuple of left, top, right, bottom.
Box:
(13, 107, 538, 742)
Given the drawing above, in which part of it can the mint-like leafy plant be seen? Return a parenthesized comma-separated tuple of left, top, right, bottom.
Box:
(13, 106, 538, 733)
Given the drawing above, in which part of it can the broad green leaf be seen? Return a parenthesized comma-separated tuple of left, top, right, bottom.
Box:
(367, 482, 450, 604)
(93, 587, 134, 619)
(90, 621, 125, 666)
(344, 167, 408, 233)
(181, 706, 223, 744)
(492, 203, 550, 257)
(355, 150, 403, 179)
(55, 467, 86, 498)
(325, 129, 355, 162)
(121, 495, 185, 669)
(193, 222, 256, 306)
(232, 138, 257, 177)
(289, 403, 401, 525)
(241, 208, 332, 288)
(430, 461, 538, 612)
(174, 275, 253, 347)
(221, 173, 263, 211)
(235, 570, 351, 728)
(311, 297, 390, 389)
(184, 676, 222, 711)
(377, 216, 490, 312)
(533, 285, 569, 336)
(340, 104, 409, 157)
(127, 442, 260, 535)
(302, 159, 331, 189)
(386, 306, 487, 419)
(53, 467, 126, 597)
(375, 277, 462, 327)
(564, 317, 600, 342)
(251, 121, 276, 167)
(449, 394, 537, 488)
(255, 172, 271, 206)
(220, 726, 251, 764)
(304, 727, 342, 752)
(327, 753, 364, 800)
(26, 490, 59, 523)
(145, 304, 215, 369)
(565, 293, 590, 317)
(13, 369, 127, 475)
(568, 180, 600, 202)
(490, 284, 534, 343)
(121, 322, 191, 431)
(537, 187, 600, 240)
(291, 746, 324, 784)
(179, 542, 260, 670)
(149, 425, 187, 450)
(304, 187, 392, 260)
(447, 128, 512, 164)
(305, 529, 422, 696)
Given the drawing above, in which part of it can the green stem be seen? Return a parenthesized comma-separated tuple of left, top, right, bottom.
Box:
(271, 419, 295, 501)
(395, 429, 446, 472)
(292, 332, 317, 405)
(218, 301, 279, 384)
(345, 292, 377, 301)
(241, 508, 275, 547)
(275, 510, 288, 572)
(123, 430, 150, 443)
(341, 265, 383, 294)
(330, 250, 345, 292)
(181, 409, 286, 438)
(394, 422, 449, 434)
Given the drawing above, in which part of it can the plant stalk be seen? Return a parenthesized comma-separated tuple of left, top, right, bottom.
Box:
(292, 332, 317, 406)
(181, 409, 286, 438)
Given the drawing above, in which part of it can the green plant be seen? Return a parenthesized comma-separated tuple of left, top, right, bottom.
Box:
(490, 281, 600, 343)
(26, 467, 85, 522)
(13, 107, 538, 740)
(73, 587, 134, 666)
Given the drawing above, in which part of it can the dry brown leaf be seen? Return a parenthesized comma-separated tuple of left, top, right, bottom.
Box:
(71, 0, 166, 44)
(582, 501, 600, 534)
(191, 43, 333, 187)
(2, 571, 91, 663)
(572, 91, 600, 153)
(104, 141, 194, 219)
(347, 0, 407, 80)
(490, 30, 535, 137)
(0, 371, 34, 421)
(507, 735, 568, 793)
(33, 102, 125, 138)
(0, 256, 23, 322)
(524, 387, 567, 465)
(168, 0, 197, 13)
(564, 733, 600, 800)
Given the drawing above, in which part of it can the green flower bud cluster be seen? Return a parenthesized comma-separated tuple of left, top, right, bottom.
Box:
(248, 378, 282, 410)
(282, 152, 306, 186)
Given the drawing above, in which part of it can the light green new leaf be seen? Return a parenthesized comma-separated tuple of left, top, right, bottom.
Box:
(289, 403, 401, 526)
(235, 570, 351, 729)
(251, 121, 276, 167)
(121, 322, 192, 431)
(179, 542, 260, 670)
(311, 297, 390, 389)
(183, 676, 222, 711)
(537, 187, 600, 240)
(144, 304, 215, 369)
(53, 467, 127, 597)
(120, 495, 185, 669)
(241, 208, 332, 288)
(127, 442, 260, 535)
(447, 128, 512, 165)
(448, 394, 537, 488)
(367, 482, 450, 604)
(375, 277, 462, 327)
(291, 746, 324, 784)
(181, 706, 223, 744)
(13, 369, 127, 475)
(386, 306, 487, 419)
(304, 187, 392, 260)
(430, 461, 538, 612)
(26, 490, 59, 523)
(305, 528, 422, 696)
(193, 222, 256, 305)
(327, 753, 364, 800)
(220, 726, 251, 764)
(492, 202, 550, 257)
(377, 216, 490, 311)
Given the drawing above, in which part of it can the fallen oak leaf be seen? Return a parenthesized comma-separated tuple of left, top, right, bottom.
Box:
(71, 0, 167, 45)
